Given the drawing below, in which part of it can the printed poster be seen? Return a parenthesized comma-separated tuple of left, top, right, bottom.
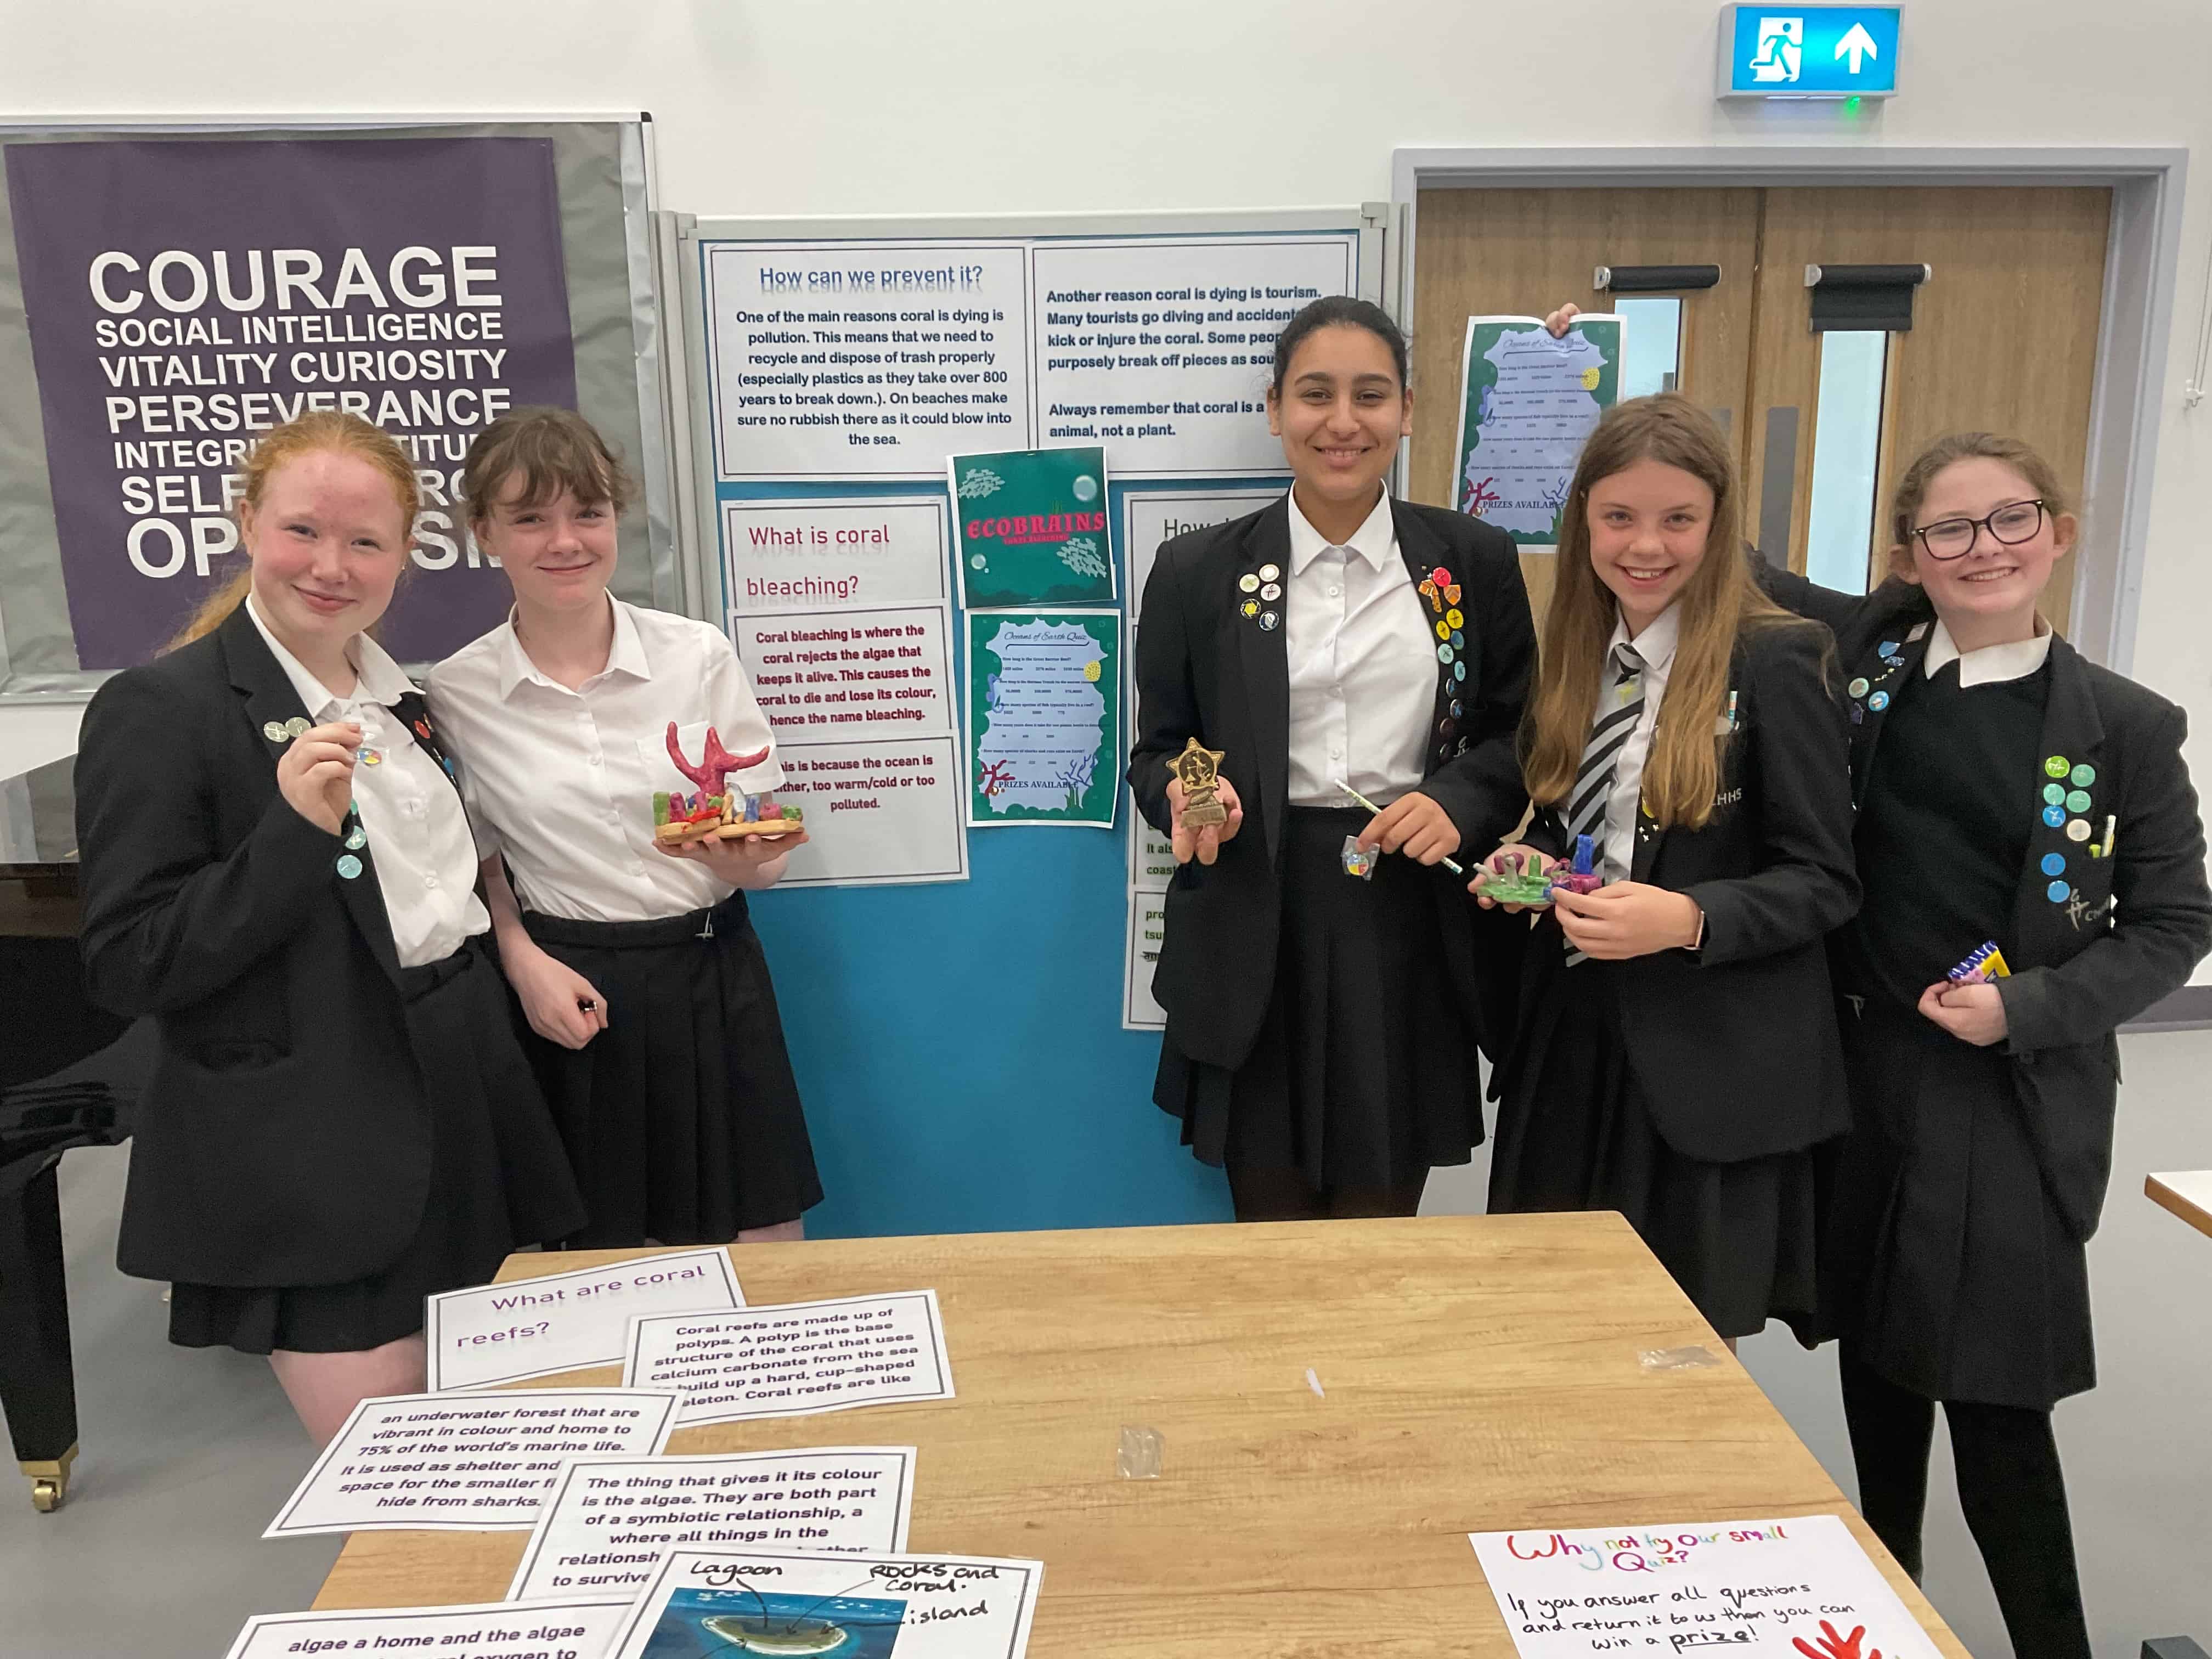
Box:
(1454, 313, 1623, 548)
(949, 445, 1115, 609)
(963, 611, 1121, 827)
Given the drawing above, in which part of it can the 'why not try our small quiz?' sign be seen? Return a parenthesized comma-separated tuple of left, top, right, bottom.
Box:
(427, 1248, 746, 1391)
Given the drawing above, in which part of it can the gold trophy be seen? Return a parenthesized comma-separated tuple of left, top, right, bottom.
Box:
(1170, 736, 1228, 828)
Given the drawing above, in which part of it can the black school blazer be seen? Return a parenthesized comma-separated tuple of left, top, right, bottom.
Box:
(1759, 560, 2212, 1238)
(1127, 496, 1537, 1075)
(1508, 619, 1861, 1163)
(74, 605, 454, 1288)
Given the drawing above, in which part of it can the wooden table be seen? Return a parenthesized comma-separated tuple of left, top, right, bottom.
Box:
(2148, 1171, 2212, 1239)
(312, 1214, 1966, 1656)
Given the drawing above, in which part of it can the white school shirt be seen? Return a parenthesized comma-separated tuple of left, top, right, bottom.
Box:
(1592, 602, 1682, 884)
(425, 594, 784, 924)
(1283, 489, 1436, 809)
(244, 597, 489, 969)
(1923, 616, 2053, 686)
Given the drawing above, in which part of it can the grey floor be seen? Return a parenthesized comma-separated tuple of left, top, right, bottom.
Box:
(8, 1035, 2211, 1657)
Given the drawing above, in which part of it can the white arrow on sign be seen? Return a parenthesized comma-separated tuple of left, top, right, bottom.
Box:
(1835, 21, 1879, 73)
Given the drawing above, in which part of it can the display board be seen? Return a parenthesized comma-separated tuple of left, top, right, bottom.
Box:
(676, 211, 1381, 1235)
(0, 116, 670, 697)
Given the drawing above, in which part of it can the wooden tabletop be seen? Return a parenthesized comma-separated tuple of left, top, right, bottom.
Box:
(2147, 1171, 2212, 1239)
(312, 1213, 1966, 1657)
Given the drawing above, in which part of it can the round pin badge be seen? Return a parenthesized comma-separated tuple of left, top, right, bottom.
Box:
(1848, 678, 1870, 698)
(1868, 691, 1890, 712)
(285, 716, 311, 738)
(1259, 611, 1279, 631)
(1432, 566, 1451, 586)
(1450, 630, 1464, 649)
(2043, 783, 2067, 806)
(362, 750, 383, 766)
(2042, 852, 2066, 876)
(336, 854, 363, 880)
(2072, 764, 2096, 787)
(2066, 789, 2091, 813)
(1437, 644, 1454, 664)
(1239, 573, 1260, 593)
(262, 721, 289, 743)
(2042, 805, 2067, 828)
(1453, 662, 1467, 682)
(1435, 621, 1451, 642)
(1260, 583, 1281, 602)
(1258, 563, 1281, 583)
(2047, 879, 2071, 902)
(1446, 607, 1464, 629)
(1241, 599, 1260, 618)
(1449, 699, 1464, 718)
(2044, 755, 2070, 778)
(2066, 818, 2092, 842)
(345, 826, 368, 851)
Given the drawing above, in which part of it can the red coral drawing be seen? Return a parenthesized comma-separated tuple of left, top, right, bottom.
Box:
(977, 759, 1015, 797)
(1793, 1620, 1881, 1659)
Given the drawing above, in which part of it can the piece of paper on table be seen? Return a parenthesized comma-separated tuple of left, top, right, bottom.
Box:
(1469, 1513, 1940, 1656)
(506, 1446, 918, 1601)
(426, 1247, 744, 1391)
(605, 1547, 1043, 1659)
(264, 1389, 679, 1537)
(624, 1290, 954, 1427)
(220, 1598, 636, 1659)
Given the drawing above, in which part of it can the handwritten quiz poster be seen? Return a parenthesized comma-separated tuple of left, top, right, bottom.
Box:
(1468, 1515, 1939, 1657)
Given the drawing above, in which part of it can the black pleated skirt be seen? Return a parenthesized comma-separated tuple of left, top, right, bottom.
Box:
(168, 938, 586, 1355)
(1488, 944, 1819, 1340)
(1153, 805, 1482, 1194)
(1815, 1000, 2093, 1409)
(519, 891, 821, 1248)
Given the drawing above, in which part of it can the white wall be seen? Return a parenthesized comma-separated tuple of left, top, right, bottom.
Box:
(4, 3, 2209, 1652)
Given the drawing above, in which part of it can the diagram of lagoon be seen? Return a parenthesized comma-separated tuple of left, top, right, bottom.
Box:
(644, 1585, 907, 1659)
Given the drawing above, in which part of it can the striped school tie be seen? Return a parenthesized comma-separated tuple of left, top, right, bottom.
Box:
(1562, 641, 1646, 966)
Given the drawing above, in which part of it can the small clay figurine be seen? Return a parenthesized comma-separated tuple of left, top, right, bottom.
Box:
(653, 723, 806, 843)
(1481, 849, 1558, 907)
(1555, 832, 1604, 896)
(1169, 736, 1228, 828)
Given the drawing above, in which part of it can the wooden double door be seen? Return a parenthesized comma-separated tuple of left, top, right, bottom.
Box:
(1407, 185, 2111, 631)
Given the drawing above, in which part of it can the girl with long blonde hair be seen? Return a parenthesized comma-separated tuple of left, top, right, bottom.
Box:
(75, 412, 584, 1444)
(1473, 393, 1858, 1342)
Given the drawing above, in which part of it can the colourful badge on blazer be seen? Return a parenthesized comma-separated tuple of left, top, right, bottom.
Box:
(345, 826, 368, 851)
(1419, 578, 1437, 599)
(2044, 755, 2070, 778)
(2042, 782, 2066, 805)
(1260, 583, 1281, 602)
(1437, 644, 1454, 664)
(336, 854, 363, 880)
(1848, 678, 1870, 698)
(1449, 699, 1463, 717)
(1867, 691, 1890, 712)
(1446, 607, 1464, 629)
(1259, 611, 1279, 631)
(1241, 599, 1260, 618)
(262, 720, 289, 743)
(1259, 563, 1281, 583)
(1435, 620, 1451, 642)
(1450, 630, 1464, 649)
(1878, 641, 1899, 658)
(2047, 879, 2071, 902)
(1432, 566, 1452, 587)
(1239, 573, 1260, 593)
(1453, 662, 1466, 682)
(2066, 819, 2092, 842)
(2072, 764, 2096, 787)
(2042, 804, 2066, 827)
(2065, 789, 2091, 812)
(1446, 583, 1462, 606)
(2041, 852, 2066, 876)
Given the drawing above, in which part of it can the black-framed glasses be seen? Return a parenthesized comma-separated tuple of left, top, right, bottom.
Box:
(1911, 499, 2048, 561)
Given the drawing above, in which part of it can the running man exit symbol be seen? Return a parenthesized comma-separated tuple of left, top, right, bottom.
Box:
(1752, 16, 1803, 81)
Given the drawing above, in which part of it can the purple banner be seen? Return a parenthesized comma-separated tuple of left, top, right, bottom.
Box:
(4, 136, 579, 668)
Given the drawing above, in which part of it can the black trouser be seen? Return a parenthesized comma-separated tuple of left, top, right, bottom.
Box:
(1839, 1351, 2090, 1658)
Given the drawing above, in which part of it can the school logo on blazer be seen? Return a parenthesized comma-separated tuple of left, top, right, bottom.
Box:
(1712, 786, 1743, 809)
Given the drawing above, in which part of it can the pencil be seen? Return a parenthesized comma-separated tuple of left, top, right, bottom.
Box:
(1333, 780, 1466, 876)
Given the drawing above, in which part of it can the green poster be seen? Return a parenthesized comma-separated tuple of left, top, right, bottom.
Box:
(949, 445, 1116, 610)
(1453, 314, 1623, 546)
(964, 610, 1121, 828)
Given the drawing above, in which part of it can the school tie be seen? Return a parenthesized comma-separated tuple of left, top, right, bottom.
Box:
(1562, 642, 1646, 966)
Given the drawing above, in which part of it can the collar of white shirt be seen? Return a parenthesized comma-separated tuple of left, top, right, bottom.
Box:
(1286, 487, 1398, 576)
(1606, 601, 1683, 677)
(1923, 616, 2053, 687)
(495, 591, 653, 699)
(245, 595, 417, 717)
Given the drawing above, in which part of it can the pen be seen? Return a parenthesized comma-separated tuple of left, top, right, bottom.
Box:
(2101, 815, 2116, 860)
(1333, 780, 1465, 877)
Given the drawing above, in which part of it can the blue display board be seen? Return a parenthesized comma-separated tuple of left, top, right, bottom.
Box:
(682, 217, 1369, 1238)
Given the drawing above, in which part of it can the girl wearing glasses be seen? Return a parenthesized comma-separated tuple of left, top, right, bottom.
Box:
(1760, 432, 2212, 1656)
